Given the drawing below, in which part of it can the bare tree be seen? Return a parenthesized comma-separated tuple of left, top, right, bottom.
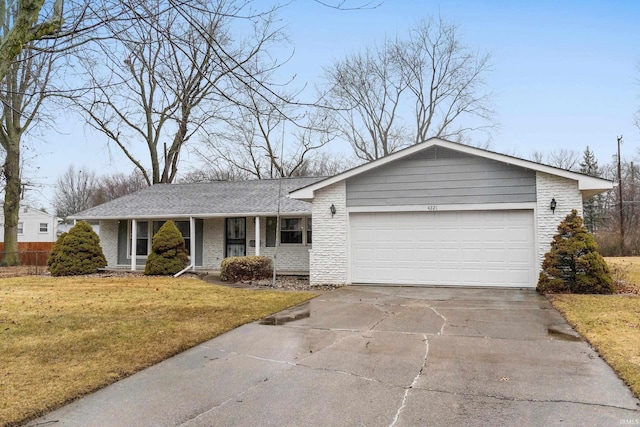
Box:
(52, 165, 97, 218)
(323, 16, 493, 161)
(0, 0, 139, 264)
(75, 0, 287, 186)
(400, 18, 493, 144)
(180, 166, 251, 183)
(547, 149, 580, 171)
(0, 0, 63, 83)
(288, 151, 354, 177)
(53, 167, 146, 217)
(90, 170, 146, 206)
(313, 0, 382, 10)
(0, 1, 66, 264)
(198, 64, 337, 179)
(529, 150, 545, 164)
(323, 41, 409, 161)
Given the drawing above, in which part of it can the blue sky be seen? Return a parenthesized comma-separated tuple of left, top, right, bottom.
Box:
(27, 0, 640, 210)
(277, 0, 638, 157)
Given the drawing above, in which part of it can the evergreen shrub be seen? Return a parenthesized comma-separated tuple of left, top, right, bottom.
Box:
(144, 220, 189, 275)
(537, 210, 614, 294)
(47, 222, 107, 276)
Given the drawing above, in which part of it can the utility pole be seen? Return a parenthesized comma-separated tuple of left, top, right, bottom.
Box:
(617, 135, 624, 255)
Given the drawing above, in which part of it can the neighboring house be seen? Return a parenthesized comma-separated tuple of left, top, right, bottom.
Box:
(72, 138, 613, 288)
(70, 177, 323, 273)
(0, 205, 60, 243)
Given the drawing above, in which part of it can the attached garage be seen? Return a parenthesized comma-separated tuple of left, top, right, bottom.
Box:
(289, 138, 614, 287)
(349, 210, 536, 287)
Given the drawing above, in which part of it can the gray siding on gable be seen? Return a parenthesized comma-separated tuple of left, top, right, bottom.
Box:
(346, 146, 536, 207)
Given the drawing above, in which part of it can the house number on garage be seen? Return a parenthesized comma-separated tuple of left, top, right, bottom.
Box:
(426, 205, 438, 211)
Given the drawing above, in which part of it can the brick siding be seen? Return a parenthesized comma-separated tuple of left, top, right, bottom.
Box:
(535, 172, 584, 270)
(309, 181, 348, 285)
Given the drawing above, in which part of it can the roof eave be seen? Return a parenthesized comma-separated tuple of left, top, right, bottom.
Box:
(69, 210, 312, 221)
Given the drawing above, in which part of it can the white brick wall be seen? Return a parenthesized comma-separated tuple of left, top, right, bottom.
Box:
(99, 220, 119, 267)
(99, 216, 311, 271)
(260, 245, 310, 272)
(201, 216, 309, 271)
(535, 172, 583, 269)
(309, 181, 348, 285)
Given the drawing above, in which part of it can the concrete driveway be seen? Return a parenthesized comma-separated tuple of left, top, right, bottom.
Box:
(30, 286, 639, 426)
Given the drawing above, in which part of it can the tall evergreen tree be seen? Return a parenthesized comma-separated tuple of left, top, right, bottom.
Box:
(580, 146, 603, 232)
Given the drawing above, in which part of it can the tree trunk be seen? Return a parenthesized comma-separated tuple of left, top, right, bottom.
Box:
(2, 137, 20, 265)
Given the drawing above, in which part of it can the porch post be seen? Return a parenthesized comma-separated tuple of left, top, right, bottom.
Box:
(130, 219, 137, 271)
(255, 216, 261, 256)
(190, 217, 196, 271)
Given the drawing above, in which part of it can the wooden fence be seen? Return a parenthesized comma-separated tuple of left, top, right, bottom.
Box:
(0, 242, 55, 266)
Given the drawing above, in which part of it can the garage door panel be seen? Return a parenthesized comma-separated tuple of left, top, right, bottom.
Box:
(350, 210, 535, 287)
(508, 248, 532, 262)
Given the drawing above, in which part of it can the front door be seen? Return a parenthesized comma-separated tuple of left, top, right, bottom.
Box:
(225, 218, 246, 257)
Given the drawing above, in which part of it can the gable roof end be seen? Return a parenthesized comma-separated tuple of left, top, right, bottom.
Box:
(288, 138, 613, 202)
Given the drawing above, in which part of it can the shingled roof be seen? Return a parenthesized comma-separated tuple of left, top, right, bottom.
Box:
(70, 177, 323, 220)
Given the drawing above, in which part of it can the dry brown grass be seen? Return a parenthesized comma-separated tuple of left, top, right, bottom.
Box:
(549, 255, 640, 399)
(605, 257, 640, 294)
(550, 294, 640, 398)
(0, 275, 315, 426)
(0, 265, 47, 278)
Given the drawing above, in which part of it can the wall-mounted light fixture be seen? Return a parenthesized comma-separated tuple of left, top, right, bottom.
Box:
(550, 198, 557, 213)
(330, 204, 336, 217)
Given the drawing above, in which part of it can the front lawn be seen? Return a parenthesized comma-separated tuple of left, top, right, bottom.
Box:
(0, 275, 315, 426)
(548, 256, 640, 399)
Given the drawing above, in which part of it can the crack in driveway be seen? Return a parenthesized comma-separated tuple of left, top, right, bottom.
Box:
(414, 387, 640, 411)
(389, 334, 429, 427)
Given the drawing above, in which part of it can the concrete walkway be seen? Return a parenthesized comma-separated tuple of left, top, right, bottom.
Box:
(29, 287, 639, 426)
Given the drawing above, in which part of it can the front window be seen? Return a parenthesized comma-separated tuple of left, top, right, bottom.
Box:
(281, 218, 302, 244)
(17, 222, 23, 234)
(131, 220, 192, 257)
(135, 221, 149, 256)
(279, 217, 312, 245)
(39, 223, 48, 233)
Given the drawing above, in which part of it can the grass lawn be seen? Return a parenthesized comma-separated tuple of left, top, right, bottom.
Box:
(0, 275, 315, 426)
(548, 256, 640, 399)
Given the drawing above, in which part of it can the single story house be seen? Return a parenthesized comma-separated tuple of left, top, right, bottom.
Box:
(71, 176, 323, 274)
(72, 138, 613, 288)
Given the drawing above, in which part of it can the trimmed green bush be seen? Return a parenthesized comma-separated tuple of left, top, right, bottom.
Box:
(537, 209, 614, 294)
(144, 220, 189, 275)
(220, 256, 272, 282)
(47, 222, 107, 276)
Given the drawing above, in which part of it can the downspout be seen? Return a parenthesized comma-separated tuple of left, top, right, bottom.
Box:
(174, 263, 194, 278)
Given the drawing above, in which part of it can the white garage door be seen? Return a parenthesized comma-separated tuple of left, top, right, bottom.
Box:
(350, 210, 536, 287)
